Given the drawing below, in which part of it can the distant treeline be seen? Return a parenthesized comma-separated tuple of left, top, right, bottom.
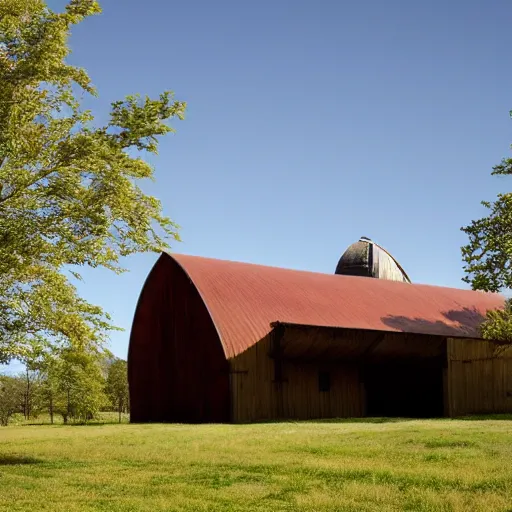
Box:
(0, 349, 128, 426)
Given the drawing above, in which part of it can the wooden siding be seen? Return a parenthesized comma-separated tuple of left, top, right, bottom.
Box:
(447, 338, 512, 416)
(230, 332, 512, 422)
(128, 255, 230, 423)
(230, 335, 363, 422)
(229, 327, 446, 422)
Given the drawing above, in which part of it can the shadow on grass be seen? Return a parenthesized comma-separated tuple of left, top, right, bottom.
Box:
(24, 421, 126, 427)
(304, 417, 420, 424)
(0, 455, 43, 465)
(309, 414, 512, 423)
(236, 417, 429, 425)
(455, 414, 512, 421)
(65, 422, 124, 427)
(236, 414, 512, 425)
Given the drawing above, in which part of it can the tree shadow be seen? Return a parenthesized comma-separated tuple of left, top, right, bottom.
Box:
(65, 422, 118, 427)
(24, 421, 125, 427)
(0, 454, 43, 465)
(381, 307, 487, 337)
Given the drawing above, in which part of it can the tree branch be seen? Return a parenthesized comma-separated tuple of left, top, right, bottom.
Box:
(0, 166, 60, 205)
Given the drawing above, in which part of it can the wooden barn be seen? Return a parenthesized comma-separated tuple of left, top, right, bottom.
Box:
(128, 241, 512, 423)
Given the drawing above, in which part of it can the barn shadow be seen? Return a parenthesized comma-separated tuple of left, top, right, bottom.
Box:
(293, 414, 512, 423)
(0, 454, 43, 465)
(456, 414, 512, 421)
(297, 417, 421, 424)
(236, 417, 422, 425)
(380, 307, 487, 338)
(308, 415, 512, 422)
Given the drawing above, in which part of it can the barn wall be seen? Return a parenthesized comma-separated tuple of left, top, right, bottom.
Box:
(128, 254, 230, 423)
(230, 334, 363, 423)
(280, 361, 362, 420)
(230, 327, 453, 422)
(229, 336, 275, 422)
(447, 338, 512, 416)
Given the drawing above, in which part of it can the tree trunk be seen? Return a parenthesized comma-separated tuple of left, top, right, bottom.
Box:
(67, 388, 71, 422)
(118, 398, 122, 423)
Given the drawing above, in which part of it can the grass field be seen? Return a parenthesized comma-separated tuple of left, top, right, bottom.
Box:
(1, 417, 512, 511)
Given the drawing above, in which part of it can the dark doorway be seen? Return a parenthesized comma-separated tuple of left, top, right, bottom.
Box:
(362, 360, 444, 418)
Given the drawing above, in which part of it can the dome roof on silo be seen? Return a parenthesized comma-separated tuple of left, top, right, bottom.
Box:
(335, 237, 411, 283)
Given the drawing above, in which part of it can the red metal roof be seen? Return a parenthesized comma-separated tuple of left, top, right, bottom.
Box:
(169, 253, 504, 359)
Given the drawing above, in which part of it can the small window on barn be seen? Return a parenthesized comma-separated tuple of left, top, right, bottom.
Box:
(318, 371, 330, 392)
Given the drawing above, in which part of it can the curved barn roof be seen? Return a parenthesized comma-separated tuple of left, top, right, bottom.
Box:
(168, 253, 504, 359)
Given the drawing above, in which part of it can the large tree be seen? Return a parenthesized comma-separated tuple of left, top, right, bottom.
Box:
(0, 0, 185, 362)
(461, 116, 512, 342)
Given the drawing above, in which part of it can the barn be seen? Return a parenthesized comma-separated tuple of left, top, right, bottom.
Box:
(128, 239, 512, 423)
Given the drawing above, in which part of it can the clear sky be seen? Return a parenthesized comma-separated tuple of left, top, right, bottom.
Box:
(8, 0, 512, 370)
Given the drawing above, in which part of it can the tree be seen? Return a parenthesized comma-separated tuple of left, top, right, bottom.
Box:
(45, 347, 107, 423)
(37, 350, 64, 424)
(18, 344, 110, 424)
(105, 358, 128, 423)
(462, 114, 512, 342)
(0, 0, 186, 362)
(0, 375, 25, 425)
(19, 340, 46, 419)
(20, 367, 43, 420)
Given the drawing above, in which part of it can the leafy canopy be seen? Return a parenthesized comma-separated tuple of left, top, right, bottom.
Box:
(0, 375, 25, 426)
(0, 0, 186, 362)
(462, 110, 512, 341)
(51, 346, 107, 422)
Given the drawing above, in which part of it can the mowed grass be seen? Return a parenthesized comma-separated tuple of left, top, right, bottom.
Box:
(1, 417, 512, 511)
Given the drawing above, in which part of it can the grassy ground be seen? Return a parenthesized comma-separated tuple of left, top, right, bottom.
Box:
(1, 417, 512, 511)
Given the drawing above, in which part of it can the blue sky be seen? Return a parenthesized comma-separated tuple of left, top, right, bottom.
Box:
(8, 0, 512, 369)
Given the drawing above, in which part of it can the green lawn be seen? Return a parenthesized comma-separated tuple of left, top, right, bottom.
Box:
(1, 417, 512, 511)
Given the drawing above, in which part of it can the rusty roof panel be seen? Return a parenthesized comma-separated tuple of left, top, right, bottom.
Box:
(168, 253, 504, 359)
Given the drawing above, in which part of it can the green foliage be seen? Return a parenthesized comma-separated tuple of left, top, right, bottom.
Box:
(1, 346, 127, 424)
(0, 0, 186, 362)
(44, 347, 107, 423)
(461, 112, 512, 341)
(37, 351, 68, 422)
(105, 358, 128, 422)
(479, 298, 512, 344)
(0, 375, 25, 425)
(461, 196, 512, 294)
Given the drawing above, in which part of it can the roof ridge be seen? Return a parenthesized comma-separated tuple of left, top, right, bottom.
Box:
(167, 252, 502, 297)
